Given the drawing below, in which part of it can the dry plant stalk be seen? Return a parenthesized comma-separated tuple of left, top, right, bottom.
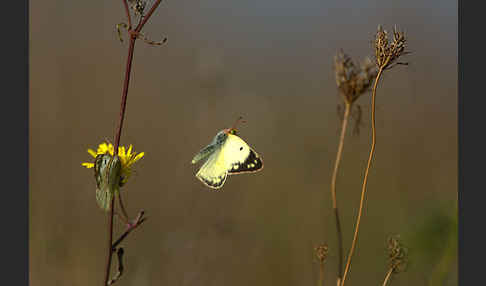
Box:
(331, 50, 376, 284)
(382, 235, 408, 286)
(340, 25, 407, 286)
(102, 1, 166, 285)
(315, 244, 329, 286)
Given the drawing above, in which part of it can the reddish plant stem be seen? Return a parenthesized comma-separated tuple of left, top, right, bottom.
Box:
(122, 0, 132, 28)
(104, 36, 136, 286)
(103, 2, 162, 284)
(135, 0, 163, 32)
(112, 211, 147, 250)
(113, 37, 136, 154)
(103, 200, 116, 286)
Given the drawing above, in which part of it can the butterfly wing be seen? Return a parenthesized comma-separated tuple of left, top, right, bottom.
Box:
(96, 187, 113, 211)
(94, 154, 121, 211)
(228, 148, 263, 174)
(223, 134, 264, 174)
(191, 143, 217, 164)
(195, 148, 228, 189)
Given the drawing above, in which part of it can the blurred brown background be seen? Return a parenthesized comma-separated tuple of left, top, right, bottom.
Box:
(30, 0, 457, 285)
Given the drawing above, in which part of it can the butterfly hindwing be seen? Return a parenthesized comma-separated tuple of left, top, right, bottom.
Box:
(195, 148, 228, 189)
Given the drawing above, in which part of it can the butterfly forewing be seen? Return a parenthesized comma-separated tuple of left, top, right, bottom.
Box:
(222, 134, 264, 174)
(191, 143, 217, 164)
(228, 148, 263, 174)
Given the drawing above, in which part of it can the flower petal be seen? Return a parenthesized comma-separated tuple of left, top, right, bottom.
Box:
(83, 142, 144, 185)
(97, 142, 108, 154)
(127, 145, 133, 157)
(87, 149, 97, 158)
(133, 152, 145, 162)
(119, 146, 126, 157)
(82, 162, 94, 168)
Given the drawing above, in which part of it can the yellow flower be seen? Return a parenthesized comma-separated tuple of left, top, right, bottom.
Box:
(82, 142, 145, 185)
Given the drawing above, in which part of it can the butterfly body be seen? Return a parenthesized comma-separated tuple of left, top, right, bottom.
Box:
(192, 128, 263, 189)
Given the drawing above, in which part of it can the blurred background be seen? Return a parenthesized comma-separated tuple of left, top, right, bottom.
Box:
(30, 0, 457, 285)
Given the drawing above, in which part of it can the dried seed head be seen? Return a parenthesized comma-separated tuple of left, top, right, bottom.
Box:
(387, 235, 408, 273)
(351, 104, 363, 136)
(129, 0, 147, 16)
(314, 244, 329, 264)
(334, 50, 377, 105)
(374, 25, 407, 69)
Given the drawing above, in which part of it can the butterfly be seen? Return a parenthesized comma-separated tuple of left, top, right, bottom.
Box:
(93, 153, 122, 211)
(191, 117, 264, 189)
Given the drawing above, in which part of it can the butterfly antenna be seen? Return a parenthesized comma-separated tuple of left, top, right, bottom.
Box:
(231, 116, 247, 131)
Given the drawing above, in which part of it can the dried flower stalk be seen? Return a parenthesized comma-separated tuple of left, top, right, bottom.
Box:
(330, 50, 376, 284)
(340, 25, 408, 286)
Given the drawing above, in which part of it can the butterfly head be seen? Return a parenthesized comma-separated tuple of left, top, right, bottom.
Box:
(223, 116, 246, 136)
(223, 128, 238, 136)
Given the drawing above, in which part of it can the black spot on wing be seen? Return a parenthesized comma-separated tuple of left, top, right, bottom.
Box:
(196, 172, 228, 190)
(228, 149, 263, 174)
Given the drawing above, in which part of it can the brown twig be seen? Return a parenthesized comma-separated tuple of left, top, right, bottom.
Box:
(340, 25, 406, 286)
(117, 192, 130, 222)
(318, 262, 325, 286)
(314, 244, 329, 286)
(104, 199, 117, 285)
(382, 268, 393, 286)
(135, 0, 164, 33)
(340, 64, 387, 286)
(330, 101, 351, 281)
(122, 0, 132, 29)
(108, 248, 125, 285)
(331, 50, 375, 285)
(103, 34, 136, 286)
(103, 1, 163, 285)
(112, 210, 147, 250)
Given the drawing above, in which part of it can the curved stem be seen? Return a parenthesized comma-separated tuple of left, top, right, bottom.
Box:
(341, 66, 385, 286)
(117, 192, 130, 222)
(330, 102, 352, 282)
(382, 268, 394, 286)
(112, 211, 147, 250)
